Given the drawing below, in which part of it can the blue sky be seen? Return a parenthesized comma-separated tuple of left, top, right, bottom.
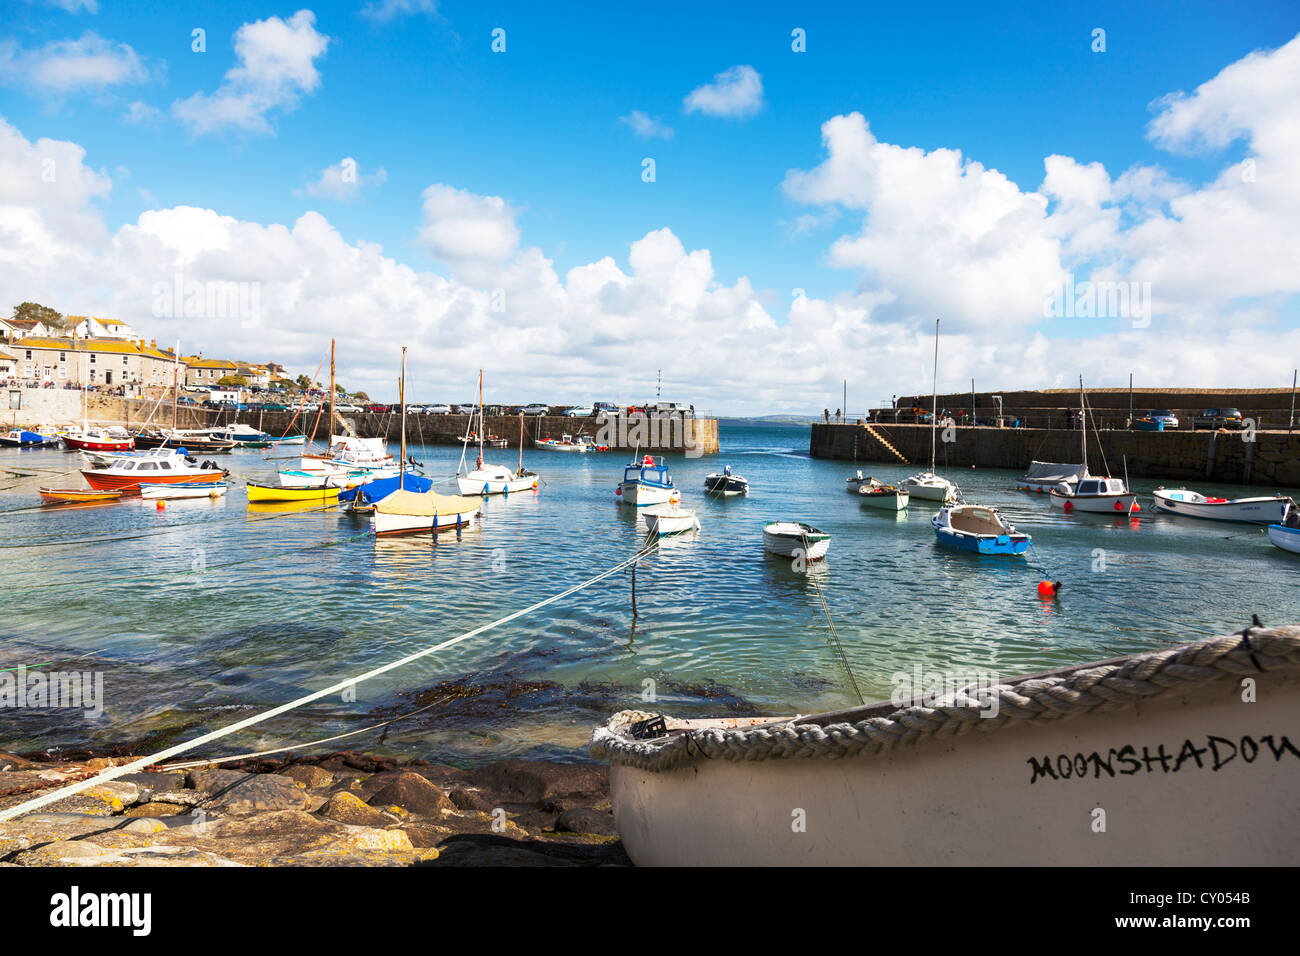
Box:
(3, 1, 1300, 408)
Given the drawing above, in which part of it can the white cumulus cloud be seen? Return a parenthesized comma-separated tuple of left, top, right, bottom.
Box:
(0, 31, 147, 95)
(683, 65, 764, 119)
(619, 110, 673, 139)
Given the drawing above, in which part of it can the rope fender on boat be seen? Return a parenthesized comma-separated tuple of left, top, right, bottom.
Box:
(589, 624, 1300, 772)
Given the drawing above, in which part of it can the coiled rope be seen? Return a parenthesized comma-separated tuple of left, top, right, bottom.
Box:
(590, 623, 1300, 772)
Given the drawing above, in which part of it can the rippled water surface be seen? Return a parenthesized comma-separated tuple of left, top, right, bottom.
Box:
(2, 424, 1297, 763)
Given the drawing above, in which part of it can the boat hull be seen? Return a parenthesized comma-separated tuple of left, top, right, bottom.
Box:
(455, 472, 538, 496)
(703, 475, 748, 496)
(618, 481, 678, 507)
(247, 481, 340, 503)
(859, 489, 909, 510)
(644, 507, 699, 536)
(39, 488, 123, 505)
(933, 526, 1031, 554)
(139, 482, 228, 500)
(1153, 490, 1290, 524)
(606, 667, 1300, 865)
(762, 524, 830, 561)
(62, 436, 134, 452)
(1269, 524, 1300, 554)
(372, 508, 479, 536)
(900, 476, 955, 502)
(81, 469, 225, 493)
(1049, 491, 1138, 513)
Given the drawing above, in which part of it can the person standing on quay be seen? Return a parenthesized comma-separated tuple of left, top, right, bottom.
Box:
(824, 408, 830, 423)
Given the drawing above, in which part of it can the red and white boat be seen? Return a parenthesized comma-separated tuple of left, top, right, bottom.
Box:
(81, 451, 226, 493)
(61, 426, 135, 452)
(1048, 377, 1138, 514)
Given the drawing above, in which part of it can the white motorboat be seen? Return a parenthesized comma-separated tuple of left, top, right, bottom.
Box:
(591, 624, 1300, 865)
(1050, 475, 1139, 514)
(1016, 461, 1086, 494)
(534, 433, 596, 452)
(643, 505, 700, 536)
(1048, 377, 1138, 514)
(858, 477, 909, 511)
(932, 504, 1030, 555)
(762, 521, 830, 561)
(1268, 522, 1300, 554)
(900, 318, 957, 504)
(456, 372, 539, 496)
(1153, 487, 1292, 524)
(80, 453, 226, 493)
(617, 455, 679, 507)
(703, 465, 748, 496)
(301, 435, 395, 475)
(138, 481, 229, 500)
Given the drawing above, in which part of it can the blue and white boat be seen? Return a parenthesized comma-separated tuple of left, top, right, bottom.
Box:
(0, 429, 56, 448)
(932, 504, 1030, 555)
(617, 455, 678, 507)
(1268, 522, 1300, 555)
(138, 481, 229, 500)
(339, 472, 433, 508)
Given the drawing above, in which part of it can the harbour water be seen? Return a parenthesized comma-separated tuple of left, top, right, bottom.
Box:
(2, 423, 1297, 765)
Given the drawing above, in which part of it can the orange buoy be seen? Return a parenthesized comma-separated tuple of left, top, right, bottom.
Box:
(1037, 580, 1054, 597)
(1131, 501, 1141, 512)
(156, 500, 165, 511)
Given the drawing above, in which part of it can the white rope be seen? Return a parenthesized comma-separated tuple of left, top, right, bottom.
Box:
(0, 539, 658, 822)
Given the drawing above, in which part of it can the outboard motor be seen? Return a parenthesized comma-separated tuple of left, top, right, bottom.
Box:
(201, 459, 216, 470)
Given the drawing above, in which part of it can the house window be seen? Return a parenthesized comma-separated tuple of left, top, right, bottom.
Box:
(59, 352, 66, 362)
(23, 365, 32, 377)
(24, 350, 31, 360)
(90, 354, 97, 364)
(58, 367, 66, 379)
(123, 356, 128, 365)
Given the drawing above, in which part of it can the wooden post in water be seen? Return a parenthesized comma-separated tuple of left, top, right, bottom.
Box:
(630, 560, 638, 619)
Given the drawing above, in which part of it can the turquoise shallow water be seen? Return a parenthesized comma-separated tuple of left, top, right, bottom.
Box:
(1, 423, 1297, 764)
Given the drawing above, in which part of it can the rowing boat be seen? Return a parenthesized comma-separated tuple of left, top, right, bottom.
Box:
(592, 624, 1300, 865)
(39, 488, 124, 505)
(139, 481, 229, 500)
(246, 481, 340, 503)
(1153, 487, 1292, 524)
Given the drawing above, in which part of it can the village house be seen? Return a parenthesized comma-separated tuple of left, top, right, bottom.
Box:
(0, 317, 56, 344)
(184, 355, 240, 387)
(12, 336, 185, 389)
(0, 345, 16, 380)
(64, 315, 138, 340)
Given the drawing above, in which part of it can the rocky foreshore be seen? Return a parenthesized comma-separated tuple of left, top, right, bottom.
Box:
(0, 750, 627, 867)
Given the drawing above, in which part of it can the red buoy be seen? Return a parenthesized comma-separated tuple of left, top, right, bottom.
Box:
(156, 501, 165, 511)
(1063, 499, 1073, 512)
(1113, 500, 1123, 511)
(1037, 580, 1054, 597)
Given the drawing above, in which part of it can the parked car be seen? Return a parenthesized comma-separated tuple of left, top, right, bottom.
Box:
(454, 404, 476, 415)
(1146, 409, 1179, 428)
(593, 401, 617, 412)
(335, 403, 363, 413)
(1193, 407, 1244, 430)
(366, 403, 391, 414)
(565, 406, 595, 417)
(424, 404, 451, 415)
(522, 403, 549, 415)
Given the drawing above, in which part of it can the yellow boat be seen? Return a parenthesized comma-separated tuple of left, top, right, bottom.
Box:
(245, 480, 340, 504)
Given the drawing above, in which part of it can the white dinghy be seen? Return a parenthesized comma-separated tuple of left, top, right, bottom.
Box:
(643, 505, 700, 536)
(1153, 487, 1292, 524)
(592, 623, 1300, 866)
(858, 477, 909, 511)
(762, 521, 830, 561)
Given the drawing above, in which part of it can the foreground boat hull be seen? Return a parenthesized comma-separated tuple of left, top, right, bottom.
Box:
(1154, 490, 1290, 524)
(455, 473, 538, 496)
(247, 481, 340, 503)
(617, 481, 678, 507)
(859, 490, 909, 510)
(604, 653, 1300, 865)
(372, 508, 479, 536)
(933, 526, 1031, 554)
(1269, 524, 1300, 554)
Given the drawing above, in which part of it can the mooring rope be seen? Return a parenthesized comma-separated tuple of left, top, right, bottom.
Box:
(591, 623, 1300, 771)
(799, 528, 864, 706)
(0, 535, 661, 822)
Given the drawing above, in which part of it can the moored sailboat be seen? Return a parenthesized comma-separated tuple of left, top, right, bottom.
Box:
(455, 372, 539, 496)
(900, 318, 957, 504)
(1048, 377, 1137, 514)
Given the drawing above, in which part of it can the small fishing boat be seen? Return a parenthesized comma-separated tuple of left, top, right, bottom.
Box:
(0, 429, 56, 448)
(132, 430, 236, 454)
(617, 455, 679, 507)
(1268, 521, 1300, 554)
(247, 480, 340, 503)
(1015, 461, 1086, 494)
(591, 623, 1300, 865)
(39, 488, 124, 505)
(209, 424, 304, 448)
(762, 521, 831, 561)
(704, 465, 748, 496)
(139, 481, 229, 500)
(844, 470, 872, 493)
(858, 477, 909, 511)
(1152, 488, 1292, 524)
(643, 505, 700, 536)
(81, 454, 226, 493)
(340, 472, 432, 509)
(483, 435, 508, 449)
(61, 426, 135, 452)
(534, 434, 597, 452)
(1050, 476, 1139, 514)
(931, 504, 1030, 554)
(900, 318, 958, 504)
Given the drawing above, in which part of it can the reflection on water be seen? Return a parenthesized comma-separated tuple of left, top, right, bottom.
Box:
(1, 423, 1298, 763)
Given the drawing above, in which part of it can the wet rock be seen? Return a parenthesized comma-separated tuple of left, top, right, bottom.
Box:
(204, 774, 310, 814)
(366, 772, 453, 816)
(470, 760, 606, 806)
(14, 840, 111, 864)
(148, 789, 206, 808)
(121, 818, 167, 835)
(41, 781, 140, 817)
(449, 788, 491, 811)
(427, 833, 629, 867)
(116, 772, 187, 799)
(186, 768, 252, 794)
(279, 764, 334, 790)
(0, 752, 42, 771)
(320, 792, 394, 828)
(554, 808, 618, 837)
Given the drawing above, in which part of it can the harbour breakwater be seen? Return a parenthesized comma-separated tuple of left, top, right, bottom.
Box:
(5, 391, 720, 455)
(811, 422, 1300, 489)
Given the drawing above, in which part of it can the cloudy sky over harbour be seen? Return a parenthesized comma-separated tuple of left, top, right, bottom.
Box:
(2, 1, 1299, 411)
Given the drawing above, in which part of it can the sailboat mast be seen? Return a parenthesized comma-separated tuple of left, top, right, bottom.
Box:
(476, 369, 484, 470)
(930, 318, 939, 472)
(328, 339, 336, 446)
(399, 347, 407, 485)
(1079, 375, 1087, 472)
(171, 340, 180, 434)
(518, 412, 524, 473)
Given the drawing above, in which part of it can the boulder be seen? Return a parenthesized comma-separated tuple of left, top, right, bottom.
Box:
(365, 772, 453, 816)
(319, 792, 393, 828)
(203, 774, 311, 814)
(469, 760, 607, 806)
(553, 807, 618, 837)
(279, 764, 334, 790)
